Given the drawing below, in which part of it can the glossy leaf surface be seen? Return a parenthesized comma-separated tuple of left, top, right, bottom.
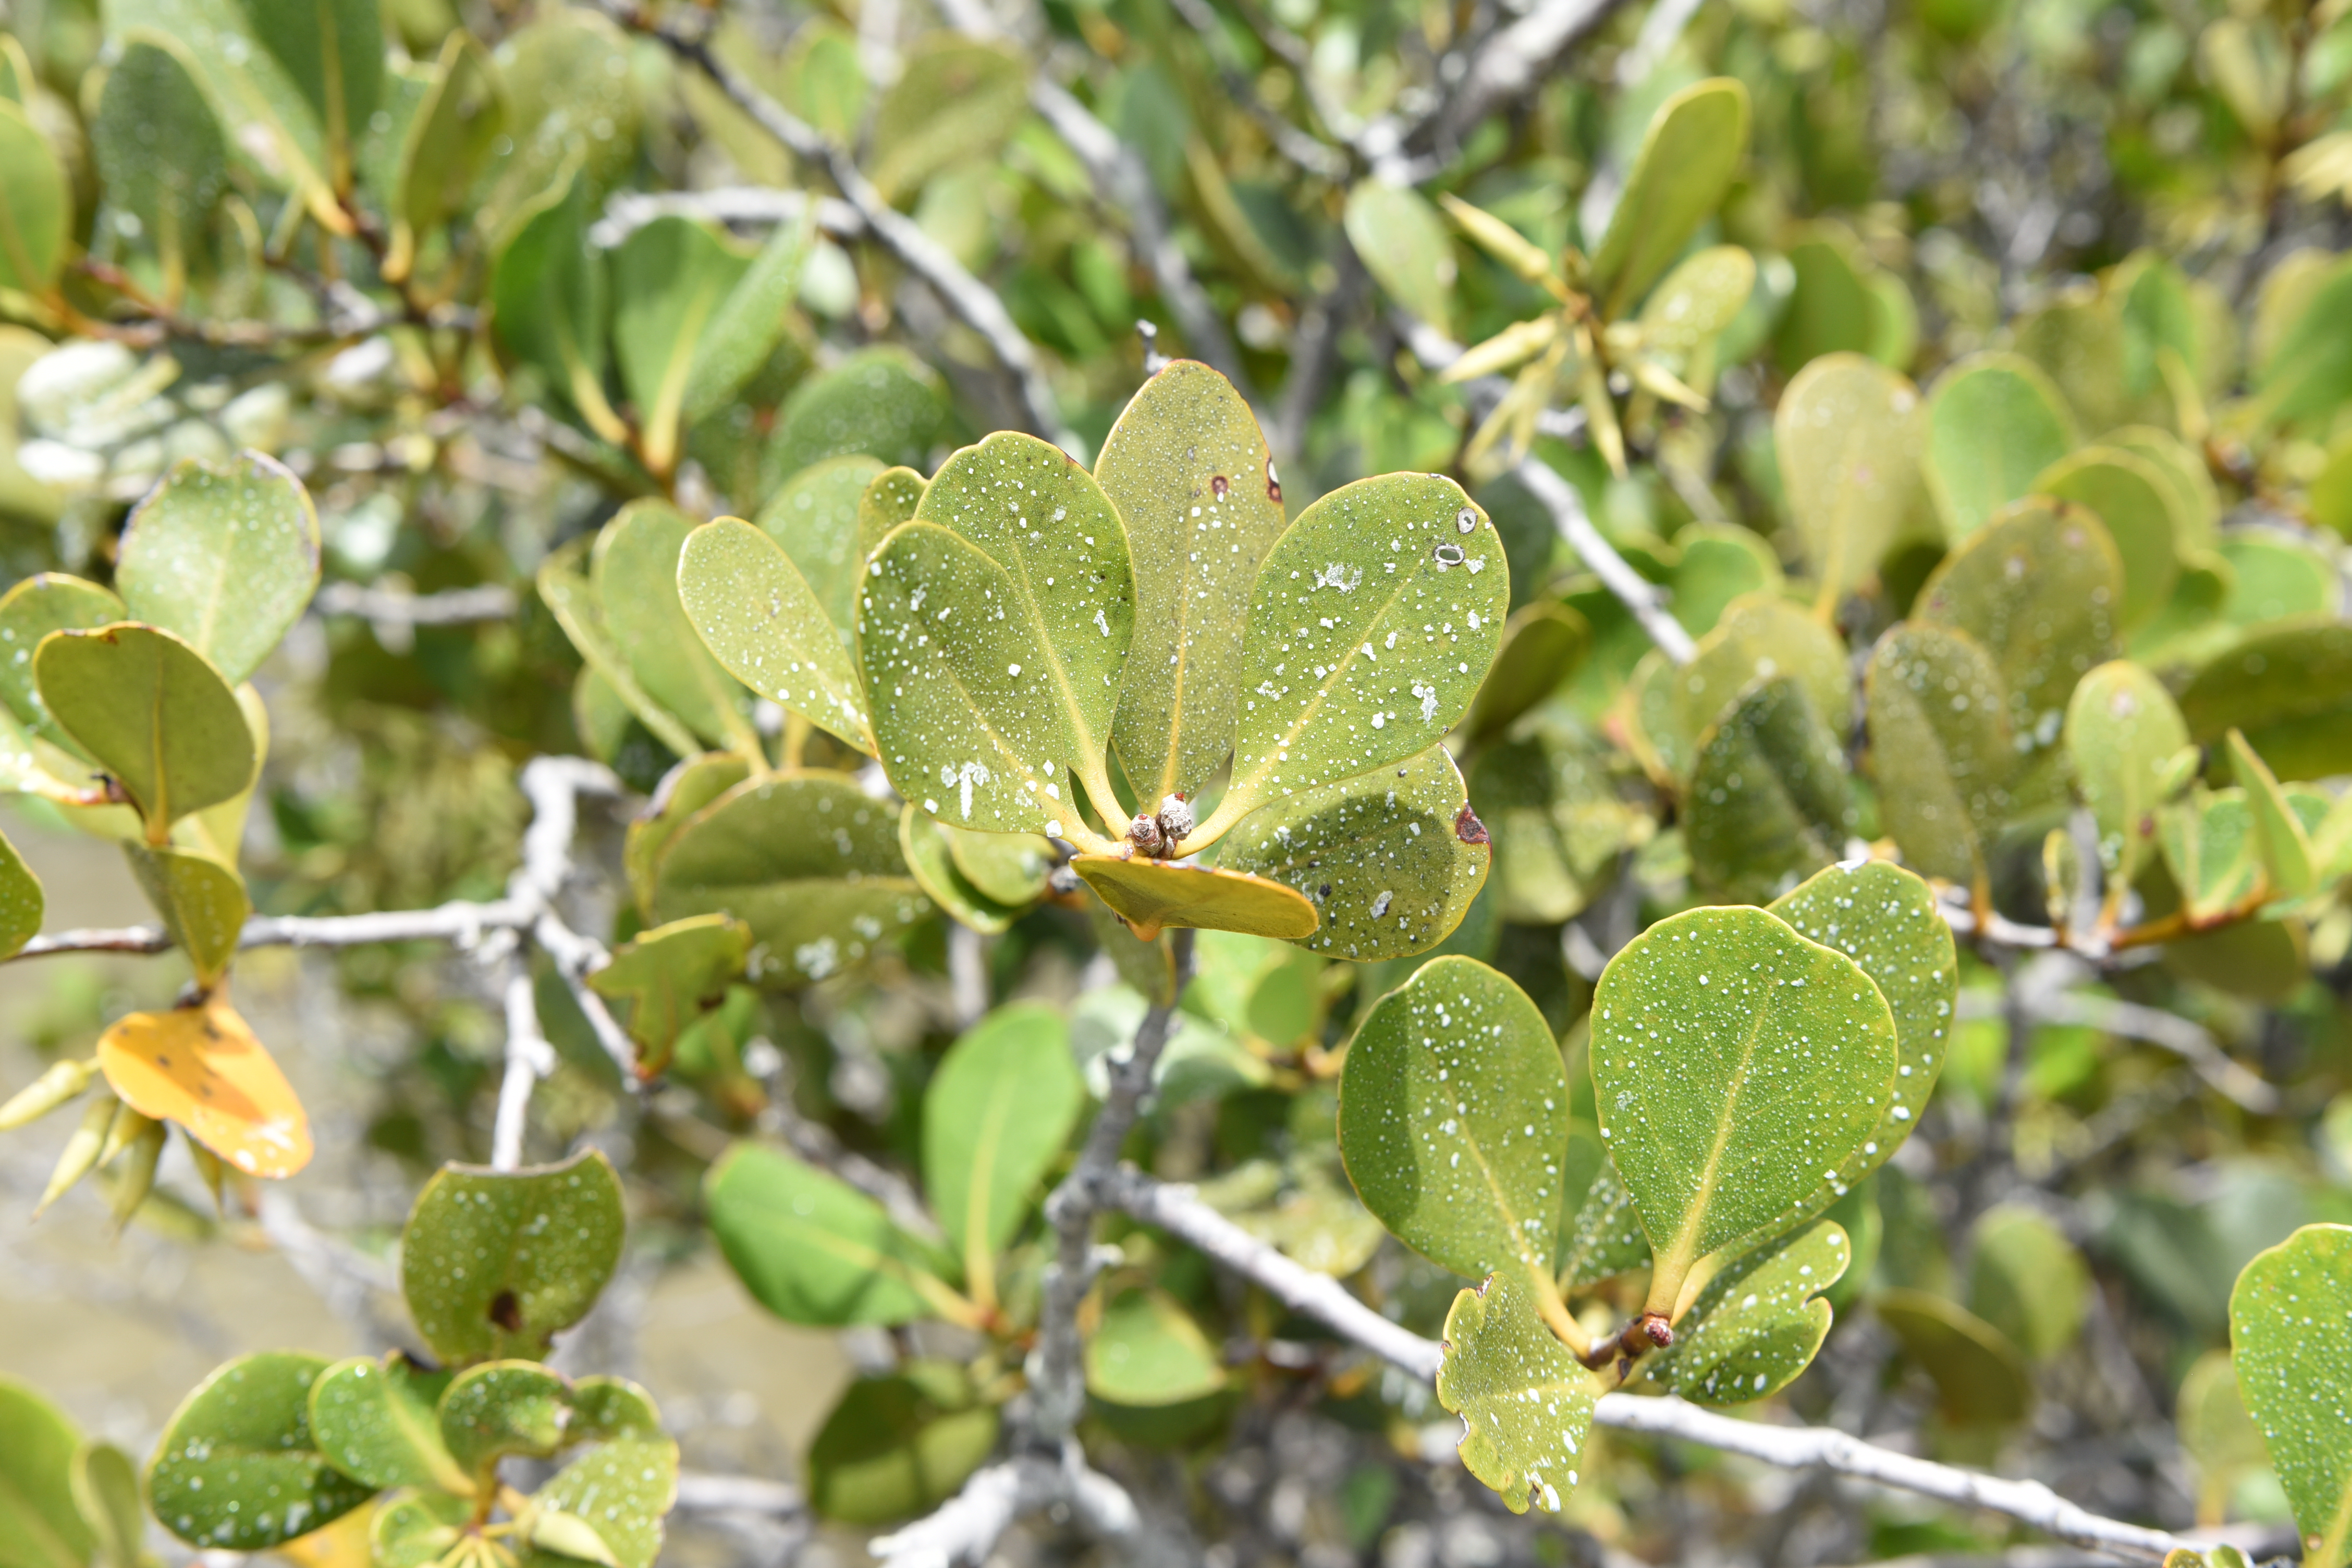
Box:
(1924, 354, 2078, 537)
(307, 1353, 463, 1492)
(1436, 1270, 1595, 1515)
(705, 1143, 961, 1326)
(1685, 676, 1853, 904)
(595, 501, 756, 752)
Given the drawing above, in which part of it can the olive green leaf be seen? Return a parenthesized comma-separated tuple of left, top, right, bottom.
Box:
(1340, 956, 1570, 1291)
(1087, 1286, 1229, 1407)
(237, 0, 382, 183)
(113, 453, 321, 688)
(0, 571, 121, 762)
(1923, 354, 2079, 538)
(858, 466, 928, 559)
(147, 1353, 373, 1550)
(806, 1369, 998, 1526)
(1345, 181, 1456, 338)
(489, 175, 619, 441)
(1220, 742, 1488, 961)
(2065, 661, 2190, 906)
(1670, 595, 1854, 774)
(1775, 353, 1926, 604)
(588, 914, 752, 1076)
(400, 1149, 627, 1367)
(2179, 1350, 2270, 1527)
(1638, 245, 1757, 359)
(651, 773, 930, 985)
(35, 624, 256, 838)
(1669, 524, 1785, 638)
(608, 219, 745, 474)
(1591, 904, 1897, 1314)
(2162, 789, 2259, 924)
(1645, 1220, 1849, 1404)
(477, 9, 638, 237)
(923, 1000, 1084, 1300)
(125, 844, 249, 989)
(946, 826, 1051, 905)
(1206, 474, 1508, 843)
(0, 826, 42, 964)
(704, 1143, 966, 1326)
(91, 43, 228, 289)
(308, 1353, 463, 1493)
(69, 1442, 145, 1568)
(1685, 676, 1854, 904)
(1914, 498, 2123, 749)
(2034, 447, 2186, 631)
(2231, 1224, 2352, 1568)
(1435, 1269, 1597, 1515)
(677, 517, 872, 752)
(1588, 77, 1752, 320)
(595, 501, 761, 755)
(1559, 1157, 1651, 1290)
(899, 806, 1027, 934)
(1469, 716, 1649, 924)
(755, 455, 885, 635)
(2181, 619, 2352, 780)
(529, 1433, 679, 1568)
(682, 215, 815, 431)
(766, 347, 945, 482)
(1864, 621, 2011, 892)
(0, 99, 68, 295)
(1096, 360, 1290, 808)
(1463, 602, 1590, 742)
(0, 1375, 95, 1568)
(1072, 855, 1319, 941)
(385, 32, 503, 280)
(2228, 728, 2317, 901)
(1876, 1287, 2034, 1426)
(1968, 1204, 2089, 1363)
(537, 536, 700, 761)
(372, 1490, 469, 1568)
(2253, 257, 2352, 427)
(866, 37, 1028, 202)
(913, 430, 1137, 820)
(1767, 860, 1955, 1200)
(1773, 236, 1874, 373)
(438, 1361, 570, 1477)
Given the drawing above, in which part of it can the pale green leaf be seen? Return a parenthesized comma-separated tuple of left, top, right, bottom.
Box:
(1774, 353, 1926, 601)
(537, 536, 699, 761)
(2253, 256, 2352, 427)
(1588, 78, 1752, 320)
(528, 1435, 679, 1568)
(1669, 525, 1784, 638)
(68, 1443, 143, 1568)
(587, 913, 752, 1075)
(899, 805, 1026, 934)
(2161, 789, 2260, 924)
(765, 347, 944, 483)
(0, 573, 124, 760)
(238, 0, 382, 162)
(2179, 1350, 2269, 1523)
(1923, 354, 2080, 538)
(438, 1361, 569, 1477)
(1087, 1287, 1228, 1406)
(1096, 360, 1288, 808)
(705, 1142, 961, 1325)
(923, 1000, 1084, 1277)
(945, 826, 1050, 905)
(478, 9, 638, 238)
(2231, 1226, 2352, 1568)
(111, 0, 337, 220)
(125, 842, 249, 988)
(399, 1149, 626, 1367)
(1468, 714, 1651, 925)
(1463, 601, 1589, 742)
(91, 42, 228, 281)
(147, 1353, 373, 1550)
(0, 103, 67, 295)
(2220, 535, 2335, 629)
(2229, 728, 2317, 901)
(307, 1353, 462, 1493)
(1685, 676, 1853, 904)
(610, 218, 750, 474)
(755, 454, 885, 635)
(1345, 181, 1456, 338)
(1671, 594, 1853, 763)
(594, 500, 759, 753)
(858, 465, 928, 559)
(1591, 904, 1897, 1309)
(805, 1370, 997, 1526)
(2180, 619, 2352, 780)
(35, 623, 256, 834)
(1435, 1270, 1596, 1515)
(1638, 245, 1756, 358)
(1968, 1204, 2089, 1363)
(683, 212, 815, 427)
(1644, 1220, 1848, 1404)
(0, 827, 41, 961)
(388, 32, 503, 277)
(489, 174, 613, 434)
(0, 1375, 94, 1568)
(1864, 621, 2011, 891)
(2034, 446, 2186, 631)
(115, 452, 321, 687)
(371, 1490, 469, 1568)
(866, 38, 1028, 202)
(1876, 1287, 2034, 1426)
(678, 517, 872, 752)
(2065, 660, 2189, 899)
(1558, 1156, 1650, 1290)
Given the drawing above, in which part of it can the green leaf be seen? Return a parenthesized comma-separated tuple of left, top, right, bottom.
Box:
(678, 517, 872, 753)
(2179, 1350, 2270, 1524)
(111, 0, 337, 223)
(1591, 904, 1897, 1311)
(570, 1376, 663, 1443)
(704, 1142, 963, 1326)
(1644, 1220, 1849, 1404)
(1668, 524, 1785, 639)
(1685, 676, 1853, 904)
(2065, 661, 2190, 903)
(529, 1434, 679, 1568)
(124, 843, 249, 988)
(489, 174, 616, 439)
(1968, 1204, 2089, 1363)
(1220, 742, 1489, 961)
(0, 100, 69, 295)
(437, 1361, 569, 1477)
(2232, 1224, 2352, 1568)
(1209, 474, 1508, 841)
(1638, 245, 1756, 359)
(806, 1370, 998, 1526)
(1345, 181, 1457, 338)
(476, 8, 638, 237)
(1088, 1286, 1228, 1406)
(371, 1490, 469, 1568)
(148, 1352, 374, 1550)
(2254, 258, 2352, 427)
(754, 454, 885, 636)
(649, 772, 930, 985)
(35, 623, 256, 836)
(2161, 789, 2260, 924)
(1072, 855, 1319, 941)
(765, 347, 944, 483)
(1339, 956, 1569, 1286)
(69, 1443, 145, 1568)
(1774, 353, 1926, 602)
(1463, 601, 1589, 742)
(1863, 621, 2011, 891)
(2228, 728, 2317, 901)
(923, 1000, 1084, 1291)
(588, 914, 752, 1076)
(0, 1375, 94, 1568)
(2180, 619, 2352, 780)
(1671, 595, 1854, 766)
(946, 826, 1051, 905)
(1773, 237, 1874, 373)
(594, 501, 758, 754)
(308, 1352, 464, 1493)
(1875, 1287, 2034, 1427)
(866, 37, 1028, 202)
(1096, 360, 1289, 807)
(1588, 77, 1752, 320)
(114, 453, 321, 688)
(237, 0, 382, 174)
(858, 465, 928, 559)
(2014, 292, 2130, 437)
(2220, 536, 2335, 629)
(399, 1148, 627, 1367)
(1435, 1269, 1596, 1515)
(536, 536, 699, 761)
(1767, 861, 1956, 1199)
(1923, 354, 2079, 538)
(911, 430, 1137, 820)
(1468, 716, 1650, 925)
(0, 825, 42, 963)
(91, 42, 228, 284)
(683, 213, 815, 428)
(1915, 497, 2123, 752)
(609, 218, 749, 474)
(899, 806, 1026, 934)
(2032, 447, 2185, 632)
(0, 327, 64, 526)
(387, 32, 503, 279)
(1559, 1155, 1650, 1289)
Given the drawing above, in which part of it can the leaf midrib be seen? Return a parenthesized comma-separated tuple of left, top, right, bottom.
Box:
(1229, 562, 1424, 810)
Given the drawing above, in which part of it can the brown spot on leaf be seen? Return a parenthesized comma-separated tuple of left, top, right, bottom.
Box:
(1454, 805, 1490, 845)
(1211, 474, 1229, 499)
(489, 1289, 523, 1332)
(1266, 458, 1281, 504)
